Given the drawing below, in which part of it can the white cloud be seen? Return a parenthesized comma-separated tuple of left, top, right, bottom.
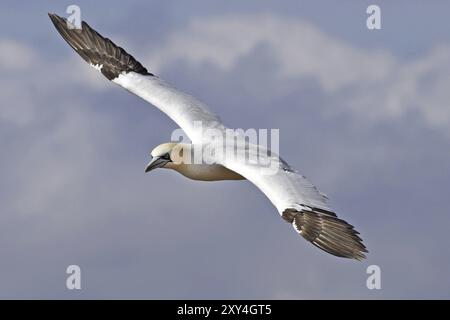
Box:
(11, 105, 97, 217)
(0, 39, 110, 126)
(0, 40, 36, 70)
(145, 14, 450, 137)
(146, 14, 395, 92)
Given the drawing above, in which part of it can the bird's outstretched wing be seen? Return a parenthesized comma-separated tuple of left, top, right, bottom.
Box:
(48, 13, 225, 143)
(216, 147, 367, 260)
(50, 13, 367, 260)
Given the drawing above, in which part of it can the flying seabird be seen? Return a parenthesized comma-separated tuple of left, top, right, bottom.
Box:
(49, 13, 367, 260)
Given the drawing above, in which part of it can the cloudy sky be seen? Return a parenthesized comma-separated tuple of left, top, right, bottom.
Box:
(1, 1, 449, 299)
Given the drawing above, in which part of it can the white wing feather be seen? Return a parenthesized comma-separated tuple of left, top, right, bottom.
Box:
(113, 73, 226, 143)
(213, 145, 330, 214)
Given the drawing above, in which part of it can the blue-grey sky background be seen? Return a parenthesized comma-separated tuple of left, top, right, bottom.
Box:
(1, 1, 449, 299)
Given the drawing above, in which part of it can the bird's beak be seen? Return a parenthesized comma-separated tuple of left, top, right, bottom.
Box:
(145, 157, 169, 173)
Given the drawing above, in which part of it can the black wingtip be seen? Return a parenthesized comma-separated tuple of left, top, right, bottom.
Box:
(284, 208, 368, 260)
(48, 13, 60, 25)
(48, 12, 153, 80)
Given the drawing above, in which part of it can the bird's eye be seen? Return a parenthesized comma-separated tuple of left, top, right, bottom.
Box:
(162, 153, 171, 160)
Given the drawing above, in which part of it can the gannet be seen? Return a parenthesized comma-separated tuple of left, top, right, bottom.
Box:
(49, 13, 367, 260)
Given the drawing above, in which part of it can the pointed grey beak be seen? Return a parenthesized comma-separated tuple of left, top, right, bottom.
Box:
(145, 157, 169, 173)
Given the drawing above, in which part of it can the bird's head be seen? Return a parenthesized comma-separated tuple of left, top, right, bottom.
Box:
(145, 142, 184, 173)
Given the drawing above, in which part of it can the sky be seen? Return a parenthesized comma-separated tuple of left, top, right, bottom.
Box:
(0, 1, 449, 299)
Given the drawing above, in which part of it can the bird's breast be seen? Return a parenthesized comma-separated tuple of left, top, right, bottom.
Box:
(170, 163, 245, 181)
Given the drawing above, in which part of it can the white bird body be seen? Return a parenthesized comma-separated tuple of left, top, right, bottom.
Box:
(49, 13, 367, 260)
(168, 162, 245, 181)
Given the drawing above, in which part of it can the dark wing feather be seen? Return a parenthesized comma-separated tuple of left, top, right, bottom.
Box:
(283, 208, 367, 260)
(48, 13, 152, 80)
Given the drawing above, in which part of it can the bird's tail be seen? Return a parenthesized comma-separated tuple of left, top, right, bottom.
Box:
(283, 208, 368, 260)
